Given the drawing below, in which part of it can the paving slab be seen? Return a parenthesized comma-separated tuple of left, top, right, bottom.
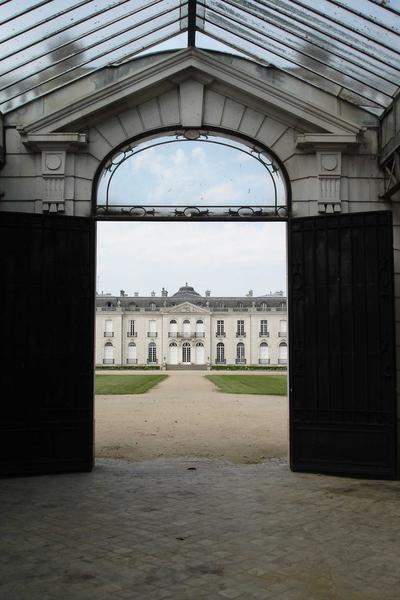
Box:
(1, 457, 400, 600)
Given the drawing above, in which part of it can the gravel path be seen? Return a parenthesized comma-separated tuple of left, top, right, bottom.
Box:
(95, 370, 288, 463)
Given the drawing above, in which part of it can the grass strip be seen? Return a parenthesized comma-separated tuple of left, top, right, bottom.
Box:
(205, 374, 287, 396)
(95, 374, 168, 395)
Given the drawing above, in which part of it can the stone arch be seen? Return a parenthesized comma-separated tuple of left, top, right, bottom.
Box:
(90, 126, 291, 217)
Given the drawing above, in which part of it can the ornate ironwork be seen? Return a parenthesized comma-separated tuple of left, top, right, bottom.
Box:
(97, 131, 287, 220)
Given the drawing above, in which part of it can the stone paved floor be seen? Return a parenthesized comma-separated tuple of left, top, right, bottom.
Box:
(1, 458, 400, 600)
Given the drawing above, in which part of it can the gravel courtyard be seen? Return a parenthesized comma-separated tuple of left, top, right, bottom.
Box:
(95, 370, 288, 464)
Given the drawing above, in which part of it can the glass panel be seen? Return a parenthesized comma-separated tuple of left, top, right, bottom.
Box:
(315, 0, 400, 38)
(220, 0, 400, 88)
(201, 4, 393, 107)
(0, 13, 184, 112)
(97, 133, 287, 219)
(0, 1, 177, 74)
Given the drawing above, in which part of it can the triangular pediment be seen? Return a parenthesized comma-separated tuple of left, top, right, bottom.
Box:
(20, 48, 362, 136)
(164, 301, 209, 314)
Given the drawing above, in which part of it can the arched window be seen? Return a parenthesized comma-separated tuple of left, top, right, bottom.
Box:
(168, 341, 178, 365)
(236, 342, 245, 364)
(127, 342, 137, 364)
(259, 342, 269, 365)
(195, 341, 205, 365)
(279, 342, 288, 364)
(97, 134, 286, 218)
(196, 319, 204, 337)
(183, 319, 191, 336)
(216, 342, 225, 364)
(259, 302, 267, 311)
(148, 342, 157, 364)
(182, 342, 191, 363)
(103, 342, 114, 364)
(169, 319, 177, 336)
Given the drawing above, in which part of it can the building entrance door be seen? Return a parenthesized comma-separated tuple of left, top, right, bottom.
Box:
(182, 342, 191, 364)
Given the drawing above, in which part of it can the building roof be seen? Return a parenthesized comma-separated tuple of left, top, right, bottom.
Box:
(171, 285, 202, 298)
(2, 1, 399, 115)
(96, 285, 287, 310)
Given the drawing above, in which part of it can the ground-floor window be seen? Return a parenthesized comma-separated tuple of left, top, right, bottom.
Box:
(236, 342, 245, 364)
(259, 342, 269, 364)
(216, 342, 225, 364)
(127, 342, 137, 364)
(279, 342, 287, 364)
(195, 341, 205, 364)
(148, 342, 157, 364)
(103, 341, 114, 364)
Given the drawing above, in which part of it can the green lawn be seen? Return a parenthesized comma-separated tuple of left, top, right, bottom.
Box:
(205, 374, 287, 396)
(95, 374, 168, 395)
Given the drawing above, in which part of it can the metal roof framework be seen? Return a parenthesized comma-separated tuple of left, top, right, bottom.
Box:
(1, 0, 399, 115)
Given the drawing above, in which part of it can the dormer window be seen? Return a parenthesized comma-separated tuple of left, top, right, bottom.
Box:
(149, 302, 156, 311)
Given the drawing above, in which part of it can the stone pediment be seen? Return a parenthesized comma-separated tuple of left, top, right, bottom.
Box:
(165, 302, 209, 314)
(19, 48, 361, 137)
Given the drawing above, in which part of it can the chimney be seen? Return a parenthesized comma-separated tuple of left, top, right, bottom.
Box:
(134, 292, 139, 297)
(151, 291, 156, 297)
(161, 287, 168, 297)
(205, 290, 211, 297)
(120, 289, 125, 297)
(247, 290, 253, 297)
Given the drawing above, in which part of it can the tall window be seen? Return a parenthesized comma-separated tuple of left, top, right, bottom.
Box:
(237, 320, 245, 336)
(216, 342, 225, 363)
(259, 342, 269, 364)
(196, 319, 204, 337)
(183, 319, 191, 336)
(104, 319, 113, 336)
(103, 342, 114, 364)
(280, 320, 287, 335)
(236, 342, 245, 363)
(260, 320, 268, 335)
(279, 342, 288, 364)
(217, 320, 225, 336)
(128, 320, 135, 336)
(169, 319, 177, 336)
(148, 342, 157, 363)
(127, 342, 137, 364)
(148, 320, 157, 337)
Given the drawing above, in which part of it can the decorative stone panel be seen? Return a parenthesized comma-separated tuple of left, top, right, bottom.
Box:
(42, 151, 66, 213)
(317, 151, 342, 214)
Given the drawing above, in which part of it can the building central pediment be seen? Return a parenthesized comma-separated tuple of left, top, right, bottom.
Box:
(164, 302, 209, 314)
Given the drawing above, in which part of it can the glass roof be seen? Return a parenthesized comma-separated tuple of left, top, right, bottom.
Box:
(1, 0, 399, 114)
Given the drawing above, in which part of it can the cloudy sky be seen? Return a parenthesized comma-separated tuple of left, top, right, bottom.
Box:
(97, 221, 287, 297)
(96, 135, 287, 298)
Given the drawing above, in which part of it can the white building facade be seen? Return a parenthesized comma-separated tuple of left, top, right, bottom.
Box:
(96, 285, 287, 369)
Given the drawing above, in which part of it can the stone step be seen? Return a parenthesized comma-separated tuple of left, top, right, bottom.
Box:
(165, 364, 208, 370)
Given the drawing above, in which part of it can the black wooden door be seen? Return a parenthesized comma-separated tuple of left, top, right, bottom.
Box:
(0, 213, 95, 477)
(289, 211, 397, 479)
